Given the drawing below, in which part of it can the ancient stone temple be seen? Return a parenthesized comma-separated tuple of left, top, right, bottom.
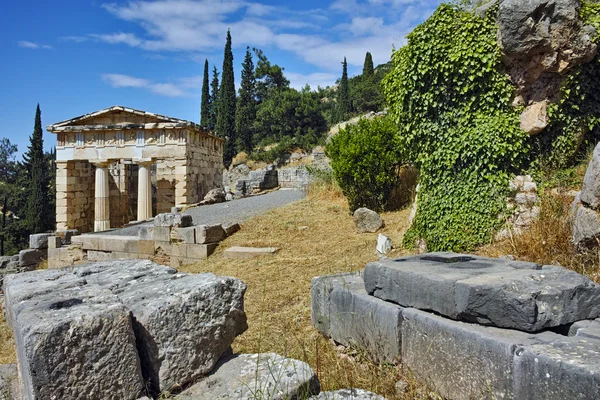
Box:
(48, 106, 223, 233)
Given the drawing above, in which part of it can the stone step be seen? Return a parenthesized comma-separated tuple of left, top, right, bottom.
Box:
(364, 252, 600, 332)
(223, 246, 279, 259)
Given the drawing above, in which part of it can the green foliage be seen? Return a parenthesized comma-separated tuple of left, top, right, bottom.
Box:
(216, 30, 237, 168)
(581, 0, 600, 41)
(23, 104, 53, 234)
(335, 57, 350, 123)
(327, 116, 405, 212)
(383, 3, 529, 251)
(363, 52, 374, 77)
(200, 60, 210, 126)
(253, 48, 290, 103)
(208, 66, 219, 130)
(253, 86, 327, 160)
(236, 47, 257, 153)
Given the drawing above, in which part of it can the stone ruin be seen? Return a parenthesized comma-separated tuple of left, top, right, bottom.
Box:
(312, 253, 600, 400)
(47, 106, 223, 234)
(1, 260, 384, 400)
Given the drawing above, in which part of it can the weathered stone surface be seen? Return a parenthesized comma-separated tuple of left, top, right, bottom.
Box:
(520, 101, 548, 134)
(571, 201, 600, 248)
(223, 222, 241, 236)
(499, 0, 597, 102)
(172, 227, 196, 243)
(401, 307, 543, 400)
(0, 364, 20, 400)
(311, 272, 403, 363)
(365, 253, 600, 331)
(309, 389, 384, 400)
(580, 143, 600, 210)
(353, 208, 384, 233)
(513, 336, 600, 399)
(76, 260, 248, 394)
(55, 229, 79, 245)
(47, 236, 62, 249)
(195, 224, 226, 244)
(200, 188, 226, 205)
(153, 213, 193, 228)
(569, 318, 600, 340)
(29, 233, 53, 250)
(18, 249, 45, 267)
(175, 353, 320, 400)
(223, 246, 279, 259)
(3, 270, 144, 400)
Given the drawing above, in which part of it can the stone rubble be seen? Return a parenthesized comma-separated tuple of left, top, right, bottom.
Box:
(353, 208, 384, 233)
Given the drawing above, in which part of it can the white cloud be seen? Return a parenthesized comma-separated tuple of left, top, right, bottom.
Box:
(286, 72, 338, 90)
(90, 33, 143, 47)
(18, 41, 53, 49)
(101, 73, 194, 97)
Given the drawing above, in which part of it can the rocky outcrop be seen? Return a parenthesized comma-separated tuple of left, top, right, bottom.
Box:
(200, 188, 226, 205)
(353, 208, 385, 233)
(572, 143, 600, 248)
(3, 260, 248, 399)
(499, 0, 597, 105)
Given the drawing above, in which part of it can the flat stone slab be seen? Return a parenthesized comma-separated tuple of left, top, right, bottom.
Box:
(364, 252, 600, 332)
(569, 318, 600, 340)
(175, 353, 320, 400)
(309, 389, 385, 399)
(311, 272, 403, 363)
(223, 246, 279, 259)
(3, 270, 144, 400)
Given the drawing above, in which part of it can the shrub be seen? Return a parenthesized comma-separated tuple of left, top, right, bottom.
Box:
(327, 116, 406, 212)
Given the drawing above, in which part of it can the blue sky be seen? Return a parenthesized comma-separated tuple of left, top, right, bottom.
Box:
(1, 0, 443, 156)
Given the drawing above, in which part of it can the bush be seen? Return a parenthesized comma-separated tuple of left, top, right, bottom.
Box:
(327, 116, 406, 212)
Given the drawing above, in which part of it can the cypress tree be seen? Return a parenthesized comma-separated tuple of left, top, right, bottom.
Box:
(336, 57, 350, 122)
(235, 47, 256, 153)
(216, 29, 237, 168)
(23, 104, 51, 233)
(363, 52, 374, 78)
(208, 66, 219, 130)
(200, 59, 210, 126)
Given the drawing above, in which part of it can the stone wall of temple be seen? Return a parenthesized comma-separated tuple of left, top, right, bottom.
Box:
(155, 159, 177, 214)
(56, 160, 95, 233)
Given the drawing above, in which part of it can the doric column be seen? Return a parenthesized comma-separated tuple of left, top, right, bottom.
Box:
(92, 161, 110, 232)
(136, 159, 153, 221)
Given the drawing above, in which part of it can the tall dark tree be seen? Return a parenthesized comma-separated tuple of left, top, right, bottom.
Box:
(208, 66, 219, 130)
(253, 48, 290, 103)
(336, 57, 350, 123)
(235, 47, 257, 153)
(200, 59, 210, 126)
(216, 29, 237, 168)
(363, 52, 374, 78)
(23, 104, 51, 233)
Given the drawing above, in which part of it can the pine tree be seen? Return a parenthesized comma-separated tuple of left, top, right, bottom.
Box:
(216, 29, 237, 168)
(235, 47, 256, 153)
(208, 66, 219, 130)
(336, 57, 350, 123)
(363, 52, 374, 78)
(23, 104, 51, 233)
(200, 59, 210, 126)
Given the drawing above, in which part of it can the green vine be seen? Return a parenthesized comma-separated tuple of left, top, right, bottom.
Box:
(383, 3, 529, 251)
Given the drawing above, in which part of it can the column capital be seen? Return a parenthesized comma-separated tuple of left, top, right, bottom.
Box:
(133, 158, 153, 167)
(90, 159, 110, 168)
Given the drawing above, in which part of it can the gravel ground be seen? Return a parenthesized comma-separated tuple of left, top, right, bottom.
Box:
(97, 189, 306, 236)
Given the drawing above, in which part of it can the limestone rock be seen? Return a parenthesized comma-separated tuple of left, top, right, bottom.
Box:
(353, 208, 384, 233)
(520, 101, 548, 134)
(29, 233, 53, 250)
(201, 188, 226, 205)
(0, 364, 19, 400)
(572, 202, 600, 248)
(75, 260, 248, 394)
(365, 253, 600, 332)
(3, 270, 144, 400)
(568, 318, 600, 340)
(195, 224, 226, 244)
(499, 0, 597, 101)
(18, 249, 45, 267)
(309, 389, 385, 400)
(55, 229, 79, 245)
(223, 222, 241, 236)
(580, 143, 600, 210)
(175, 353, 320, 400)
(153, 212, 193, 228)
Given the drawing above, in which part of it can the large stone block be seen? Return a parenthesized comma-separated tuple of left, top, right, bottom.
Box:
(580, 143, 600, 210)
(513, 336, 600, 399)
(0, 364, 20, 400)
(364, 253, 600, 331)
(311, 272, 403, 363)
(401, 307, 539, 400)
(29, 233, 53, 250)
(194, 224, 226, 244)
(568, 318, 600, 340)
(77, 260, 248, 394)
(175, 353, 320, 400)
(18, 249, 45, 267)
(153, 213, 193, 228)
(572, 201, 600, 248)
(3, 270, 144, 400)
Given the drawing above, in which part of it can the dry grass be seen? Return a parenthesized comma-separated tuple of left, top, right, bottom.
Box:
(179, 183, 424, 399)
(0, 304, 15, 365)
